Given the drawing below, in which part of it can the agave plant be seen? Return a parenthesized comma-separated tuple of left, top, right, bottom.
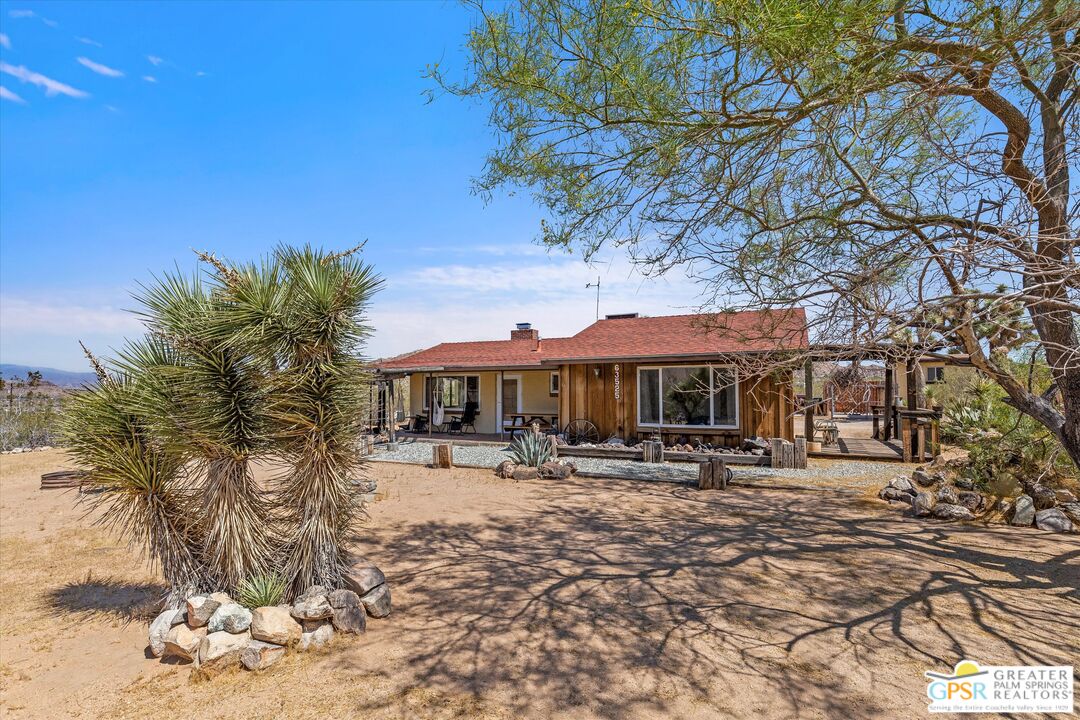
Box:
(236, 572, 287, 609)
(509, 432, 552, 468)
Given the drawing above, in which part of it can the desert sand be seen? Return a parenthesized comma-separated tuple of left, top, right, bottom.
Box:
(1, 449, 1077, 719)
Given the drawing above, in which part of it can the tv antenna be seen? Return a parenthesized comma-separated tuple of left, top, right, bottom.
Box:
(585, 276, 600, 320)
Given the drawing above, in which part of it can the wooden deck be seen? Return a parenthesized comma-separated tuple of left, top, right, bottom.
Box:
(809, 437, 905, 461)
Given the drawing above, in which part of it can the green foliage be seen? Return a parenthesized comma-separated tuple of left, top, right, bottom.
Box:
(236, 572, 287, 609)
(61, 244, 382, 601)
(510, 432, 553, 467)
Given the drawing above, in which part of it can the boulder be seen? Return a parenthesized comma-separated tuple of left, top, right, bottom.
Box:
(240, 640, 286, 671)
(185, 596, 221, 628)
(297, 620, 334, 651)
(250, 606, 302, 645)
(742, 436, 770, 452)
(878, 486, 912, 504)
(1055, 489, 1077, 504)
(360, 583, 391, 618)
(208, 602, 252, 634)
(603, 436, 626, 445)
(954, 477, 975, 491)
(1060, 502, 1080, 526)
(511, 467, 539, 481)
(957, 491, 984, 512)
(932, 503, 974, 521)
(1026, 484, 1057, 510)
(936, 486, 959, 506)
(911, 470, 938, 488)
(209, 591, 232, 605)
(539, 461, 572, 480)
(148, 608, 186, 658)
(163, 624, 207, 661)
(912, 491, 936, 518)
(296, 585, 328, 601)
(1034, 508, 1073, 533)
(344, 559, 386, 597)
(1011, 494, 1035, 526)
(494, 460, 516, 479)
(888, 476, 915, 494)
(199, 630, 250, 668)
(291, 593, 333, 621)
(328, 589, 366, 634)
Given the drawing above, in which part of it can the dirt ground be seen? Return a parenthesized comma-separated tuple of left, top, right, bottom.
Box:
(1, 449, 1077, 719)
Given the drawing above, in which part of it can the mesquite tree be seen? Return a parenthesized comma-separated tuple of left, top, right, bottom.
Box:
(63, 245, 382, 601)
(433, 0, 1080, 467)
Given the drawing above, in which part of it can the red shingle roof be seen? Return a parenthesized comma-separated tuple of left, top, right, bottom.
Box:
(375, 309, 807, 371)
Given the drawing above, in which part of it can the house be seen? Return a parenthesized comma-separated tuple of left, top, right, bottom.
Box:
(374, 309, 808, 446)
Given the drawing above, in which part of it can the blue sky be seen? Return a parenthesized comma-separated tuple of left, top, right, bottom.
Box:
(0, 0, 704, 371)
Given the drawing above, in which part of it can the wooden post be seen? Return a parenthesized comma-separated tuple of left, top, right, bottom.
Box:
(710, 456, 728, 490)
(697, 460, 713, 489)
(803, 358, 814, 442)
(930, 418, 940, 458)
(905, 359, 918, 412)
(548, 434, 559, 459)
(915, 421, 926, 463)
(883, 365, 894, 440)
(432, 443, 453, 469)
(387, 378, 397, 445)
(643, 440, 664, 463)
(901, 418, 912, 463)
(781, 441, 794, 469)
(794, 437, 807, 469)
(771, 438, 783, 468)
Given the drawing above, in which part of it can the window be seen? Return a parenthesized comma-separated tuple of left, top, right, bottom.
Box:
(637, 365, 739, 428)
(424, 375, 479, 409)
(926, 366, 945, 384)
(549, 372, 560, 396)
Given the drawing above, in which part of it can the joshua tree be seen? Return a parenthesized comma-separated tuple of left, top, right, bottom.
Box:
(63, 245, 382, 601)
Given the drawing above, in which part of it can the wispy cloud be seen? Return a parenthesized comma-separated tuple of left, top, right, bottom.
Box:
(0, 295, 142, 335)
(8, 9, 57, 27)
(0, 61, 88, 98)
(146, 55, 164, 66)
(0, 33, 10, 49)
(0, 85, 26, 104)
(76, 56, 124, 78)
(141, 75, 157, 83)
(77, 36, 103, 47)
(195, 70, 207, 77)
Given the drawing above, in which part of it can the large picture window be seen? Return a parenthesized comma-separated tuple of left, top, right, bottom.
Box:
(637, 365, 738, 428)
(424, 375, 480, 409)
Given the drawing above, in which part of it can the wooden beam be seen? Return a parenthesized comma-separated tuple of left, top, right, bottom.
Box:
(803, 359, 814, 441)
(883, 365, 894, 440)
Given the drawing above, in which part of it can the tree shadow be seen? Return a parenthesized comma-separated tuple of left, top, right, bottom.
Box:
(44, 572, 167, 625)
(339, 476, 1080, 718)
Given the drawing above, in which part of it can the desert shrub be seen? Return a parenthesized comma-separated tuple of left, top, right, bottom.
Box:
(0, 379, 63, 450)
(509, 432, 552, 467)
(942, 377, 1075, 489)
(237, 573, 287, 608)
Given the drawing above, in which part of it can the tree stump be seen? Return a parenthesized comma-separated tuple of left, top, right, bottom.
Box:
(431, 443, 453, 469)
(794, 437, 807, 470)
(697, 458, 729, 490)
(781, 441, 794, 469)
(771, 438, 784, 468)
(642, 440, 664, 463)
(548, 435, 558, 459)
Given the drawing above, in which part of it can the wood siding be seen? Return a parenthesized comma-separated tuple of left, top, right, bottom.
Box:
(558, 362, 794, 444)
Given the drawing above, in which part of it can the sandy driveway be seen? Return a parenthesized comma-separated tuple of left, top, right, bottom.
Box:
(1, 449, 1077, 719)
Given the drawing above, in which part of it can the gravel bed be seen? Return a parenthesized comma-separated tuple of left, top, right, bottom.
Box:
(369, 440, 903, 491)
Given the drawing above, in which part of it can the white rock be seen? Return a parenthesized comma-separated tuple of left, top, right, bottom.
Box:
(208, 602, 253, 633)
(199, 630, 251, 668)
(297, 620, 334, 651)
(291, 594, 333, 621)
(360, 584, 391, 618)
(186, 595, 221, 628)
(163, 624, 206, 661)
(148, 608, 186, 657)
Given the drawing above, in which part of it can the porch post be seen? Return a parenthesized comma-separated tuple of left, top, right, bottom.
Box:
(498, 370, 504, 441)
(803, 358, 814, 442)
(387, 378, 396, 444)
(883, 364, 894, 440)
(427, 372, 433, 438)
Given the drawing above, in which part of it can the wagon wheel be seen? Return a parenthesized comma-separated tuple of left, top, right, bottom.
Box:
(563, 419, 600, 446)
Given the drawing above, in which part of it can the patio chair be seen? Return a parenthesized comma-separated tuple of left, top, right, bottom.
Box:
(448, 402, 478, 435)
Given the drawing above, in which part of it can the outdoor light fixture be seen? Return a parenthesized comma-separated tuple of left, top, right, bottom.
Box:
(594, 366, 601, 378)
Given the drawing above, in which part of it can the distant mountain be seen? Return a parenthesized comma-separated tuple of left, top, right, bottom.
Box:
(0, 364, 98, 388)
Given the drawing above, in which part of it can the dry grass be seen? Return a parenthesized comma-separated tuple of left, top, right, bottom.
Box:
(2, 449, 1077, 719)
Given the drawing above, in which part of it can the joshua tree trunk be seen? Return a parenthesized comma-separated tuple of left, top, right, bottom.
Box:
(201, 455, 274, 592)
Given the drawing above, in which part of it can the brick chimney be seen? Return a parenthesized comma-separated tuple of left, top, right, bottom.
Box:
(511, 322, 540, 348)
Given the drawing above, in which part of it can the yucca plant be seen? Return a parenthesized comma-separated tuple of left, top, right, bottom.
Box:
(61, 374, 207, 603)
(236, 572, 287, 609)
(509, 432, 552, 467)
(119, 273, 275, 593)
